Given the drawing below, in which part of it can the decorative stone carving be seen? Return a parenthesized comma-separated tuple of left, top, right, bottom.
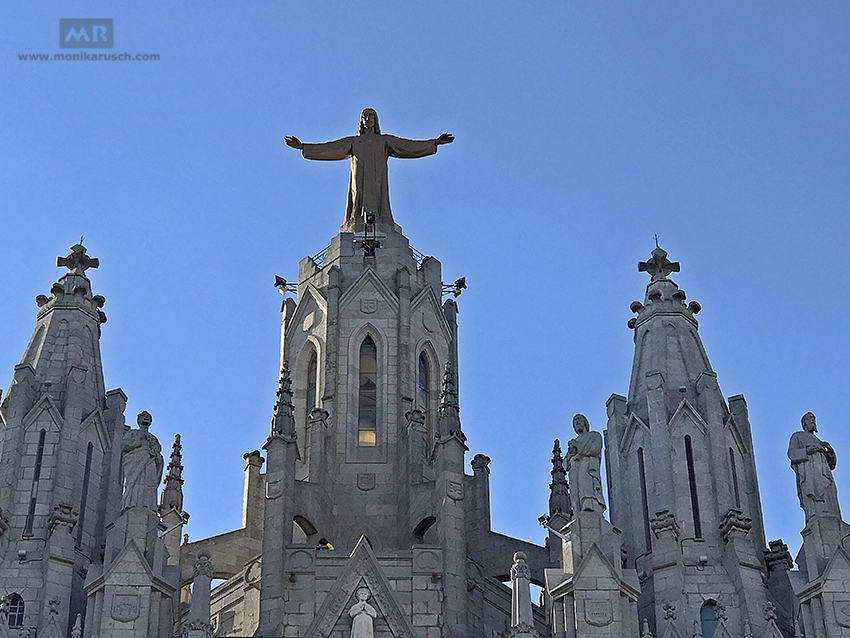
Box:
(357, 473, 376, 492)
(285, 109, 454, 227)
(121, 411, 163, 511)
(447, 481, 463, 500)
(764, 539, 794, 572)
(641, 618, 653, 638)
(509, 552, 537, 637)
(349, 588, 377, 638)
(111, 594, 140, 622)
(70, 614, 82, 638)
(718, 508, 752, 542)
(48, 503, 78, 535)
(662, 601, 677, 621)
(584, 600, 613, 626)
(764, 601, 776, 622)
(651, 510, 680, 540)
(360, 299, 377, 314)
(0, 508, 12, 537)
(835, 600, 850, 628)
(193, 550, 213, 580)
(788, 412, 841, 522)
(566, 414, 606, 513)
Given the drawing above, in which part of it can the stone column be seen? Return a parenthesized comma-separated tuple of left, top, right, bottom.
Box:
(242, 451, 265, 530)
(185, 550, 213, 638)
(307, 408, 329, 482)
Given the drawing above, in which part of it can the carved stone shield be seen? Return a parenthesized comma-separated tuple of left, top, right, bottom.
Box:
(447, 481, 463, 500)
(111, 594, 140, 622)
(584, 600, 613, 627)
(360, 299, 377, 314)
(834, 599, 850, 628)
(357, 473, 376, 491)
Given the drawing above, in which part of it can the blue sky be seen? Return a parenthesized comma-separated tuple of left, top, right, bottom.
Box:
(2, 3, 850, 559)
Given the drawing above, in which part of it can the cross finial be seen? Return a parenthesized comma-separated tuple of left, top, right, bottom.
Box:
(654, 233, 659, 248)
(638, 246, 680, 282)
(57, 244, 99, 275)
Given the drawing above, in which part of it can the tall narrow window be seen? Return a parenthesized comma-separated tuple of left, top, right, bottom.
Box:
(729, 448, 741, 509)
(358, 337, 377, 447)
(637, 447, 652, 552)
(417, 354, 430, 456)
(305, 351, 317, 461)
(685, 435, 702, 539)
(76, 442, 94, 550)
(8, 594, 24, 628)
(700, 601, 718, 638)
(25, 429, 47, 536)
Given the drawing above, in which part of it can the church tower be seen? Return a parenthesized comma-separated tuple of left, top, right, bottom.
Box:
(0, 245, 127, 637)
(604, 247, 788, 637)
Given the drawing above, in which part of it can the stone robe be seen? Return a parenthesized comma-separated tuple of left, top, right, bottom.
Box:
(788, 429, 840, 522)
(348, 601, 377, 638)
(121, 428, 163, 510)
(302, 133, 438, 226)
(567, 430, 606, 513)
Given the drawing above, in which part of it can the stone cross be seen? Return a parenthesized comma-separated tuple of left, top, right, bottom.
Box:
(638, 246, 680, 282)
(56, 244, 99, 275)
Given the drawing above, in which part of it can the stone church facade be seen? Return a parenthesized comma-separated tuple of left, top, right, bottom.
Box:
(1, 117, 849, 638)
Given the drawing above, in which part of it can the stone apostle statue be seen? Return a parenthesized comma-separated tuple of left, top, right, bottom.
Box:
(285, 109, 453, 227)
(566, 414, 606, 514)
(348, 588, 377, 638)
(121, 411, 163, 511)
(788, 412, 841, 522)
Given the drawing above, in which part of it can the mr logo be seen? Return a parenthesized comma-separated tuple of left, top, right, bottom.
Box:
(59, 19, 113, 49)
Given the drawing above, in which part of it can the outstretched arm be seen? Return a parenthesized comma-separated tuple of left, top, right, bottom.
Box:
(436, 132, 454, 145)
(285, 136, 303, 150)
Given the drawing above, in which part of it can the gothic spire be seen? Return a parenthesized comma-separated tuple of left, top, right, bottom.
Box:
(549, 439, 571, 518)
(626, 246, 709, 423)
(437, 362, 464, 441)
(271, 361, 295, 437)
(159, 434, 184, 514)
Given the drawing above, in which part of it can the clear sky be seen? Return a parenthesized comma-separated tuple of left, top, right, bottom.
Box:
(2, 2, 850, 560)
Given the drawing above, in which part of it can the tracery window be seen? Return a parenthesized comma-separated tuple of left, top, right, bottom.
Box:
(358, 337, 377, 447)
(8, 594, 25, 628)
(76, 441, 94, 550)
(24, 429, 47, 536)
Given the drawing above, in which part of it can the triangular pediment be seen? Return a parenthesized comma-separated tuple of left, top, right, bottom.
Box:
(660, 620, 683, 638)
(288, 285, 329, 335)
(820, 545, 850, 588)
(339, 268, 400, 314)
(410, 285, 451, 342)
(303, 536, 416, 638)
(619, 412, 650, 455)
(572, 542, 618, 585)
(22, 394, 64, 432)
(668, 399, 708, 437)
(80, 408, 109, 453)
(101, 540, 155, 587)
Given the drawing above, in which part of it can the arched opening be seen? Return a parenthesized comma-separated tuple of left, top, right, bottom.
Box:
(8, 593, 25, 628)
(304, 350, 318, 462)
(417, 353, 430, 459)
(685, 435, 702, 539)
(292, 515, 318, 544)
(412, 516, 436, 542)
(729, 447, 741, 509)
(700, 601, 718, 638)
(637, 447, 651, 552)
(358, 337, 377, 447)
(25, 428, 47, 536)
(76, 441, 94, 550)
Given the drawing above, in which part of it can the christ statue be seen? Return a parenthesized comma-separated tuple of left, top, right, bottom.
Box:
(285, 109, 453, 227)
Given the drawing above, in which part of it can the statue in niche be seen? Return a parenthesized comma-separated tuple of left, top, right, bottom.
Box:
(121, 411, 163, 511)
(285, 108, 453, 227)
(788, 412, 841, 522)
(566, 414, 606, 513)
(348, 588, 377, 638)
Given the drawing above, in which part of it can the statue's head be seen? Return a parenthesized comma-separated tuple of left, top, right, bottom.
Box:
(359, 109, 380, 135)
(573, 413, 589, 434)
(137, 411, 152, 430)
(802, 412, 817, 433)
(356, 587, 370, 602)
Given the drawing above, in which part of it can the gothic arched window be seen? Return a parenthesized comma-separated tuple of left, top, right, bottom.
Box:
(700, 601, 718, 638)
(358, 337, 377, 447)
(417, 353, 430, 454)
(8, 594, 25, 628)
(685, 435, 702, 538)
(305, 350, 318, 461)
